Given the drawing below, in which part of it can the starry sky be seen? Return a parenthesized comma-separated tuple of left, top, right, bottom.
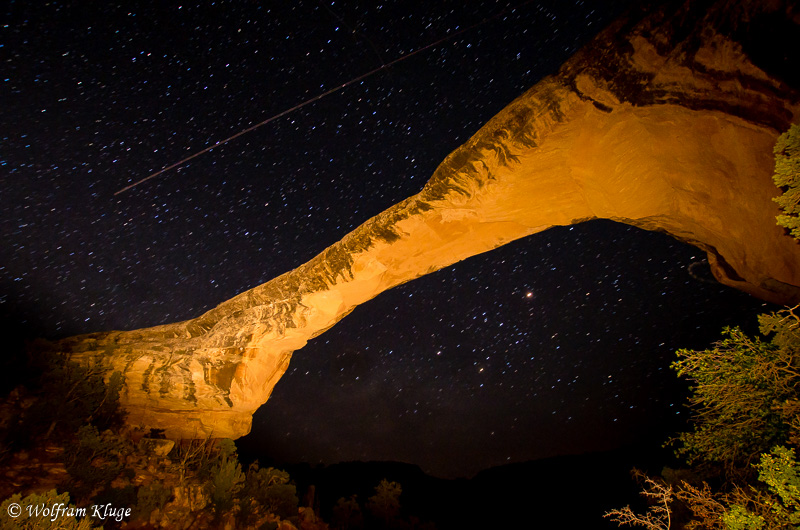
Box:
(2, 0, 775, 478)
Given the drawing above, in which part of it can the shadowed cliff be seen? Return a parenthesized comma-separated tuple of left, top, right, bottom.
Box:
(53, 0, 800, 439)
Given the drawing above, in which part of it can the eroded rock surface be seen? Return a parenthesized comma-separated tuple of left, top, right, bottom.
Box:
(55, 0, 800, 439)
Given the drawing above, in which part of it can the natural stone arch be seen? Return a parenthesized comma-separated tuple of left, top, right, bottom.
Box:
(54, 0, 800, 439)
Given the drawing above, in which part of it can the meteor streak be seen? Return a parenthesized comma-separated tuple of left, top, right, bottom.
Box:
(115, 1, 535, 196)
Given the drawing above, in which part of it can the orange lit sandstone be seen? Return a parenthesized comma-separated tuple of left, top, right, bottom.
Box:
(54, 0, 800, 439)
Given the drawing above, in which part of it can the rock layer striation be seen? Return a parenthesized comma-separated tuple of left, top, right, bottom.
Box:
(55, 0, 800, 439)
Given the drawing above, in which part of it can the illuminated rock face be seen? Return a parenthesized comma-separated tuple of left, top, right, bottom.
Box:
(57, 0, 800, 439)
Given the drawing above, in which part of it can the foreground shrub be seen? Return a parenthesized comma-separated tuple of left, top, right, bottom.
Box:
(132, 483, 172, 521)
(0, 489, 98, 529)
(64, 425, 128, 502)
(243, 463, 299, 519)
(208, 439, 244, 515)
(670, 308, 800, 474)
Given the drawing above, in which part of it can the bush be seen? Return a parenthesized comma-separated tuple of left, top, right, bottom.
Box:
(243, 463, 299, 519)
(90, 485, 137, 527)
(0, 489, 99, 529)
(604, 470, 673, 530)
(772, 123, 800, 239)
(173, 436, 217, 484)
(1, 343, 125, 453)
(132, 483, 172, 520)
(678, 446, 800, 530)
(30, 348, 124, 438)
(720, 445, 800, 529)
(208, 439, 244, 515)
(332, 495, 363, 530)
(63, 425, 127, 502)
(366, 479, 402, 527)
(609, 308, 800, 530)
(670, 309, 800, 472)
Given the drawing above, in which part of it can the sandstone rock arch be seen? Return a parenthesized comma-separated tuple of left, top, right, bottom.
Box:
(56, 0, 800, 439)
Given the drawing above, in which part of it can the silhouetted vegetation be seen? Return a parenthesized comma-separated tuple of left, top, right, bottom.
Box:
(366, 479, 402, 528)
(332, 495, 364, 529)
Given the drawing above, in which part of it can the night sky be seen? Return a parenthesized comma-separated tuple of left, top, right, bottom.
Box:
(2, 0, 775, 478)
